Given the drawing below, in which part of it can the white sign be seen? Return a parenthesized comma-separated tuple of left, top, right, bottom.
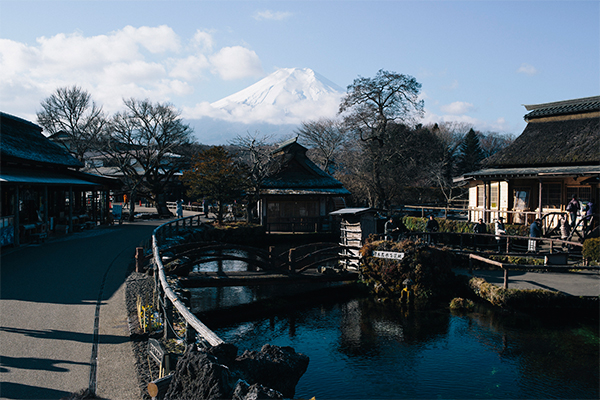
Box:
(373, 251, 405, 260)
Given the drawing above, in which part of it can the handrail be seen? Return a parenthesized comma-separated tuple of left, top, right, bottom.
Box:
(151, 214, 223, 347)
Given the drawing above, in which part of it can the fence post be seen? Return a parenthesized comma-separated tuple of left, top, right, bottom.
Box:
(503, 268, 509, 289)
(185, 322, 196, 345)
(164, 296, 174, 339)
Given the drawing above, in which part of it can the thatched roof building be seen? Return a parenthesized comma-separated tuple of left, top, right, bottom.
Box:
(484, 96, 599, 167)
(457, 96, 599, 227)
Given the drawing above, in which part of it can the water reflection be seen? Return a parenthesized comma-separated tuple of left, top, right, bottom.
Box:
(211, 298, 599, 399)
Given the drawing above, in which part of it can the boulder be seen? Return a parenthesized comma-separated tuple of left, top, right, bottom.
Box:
(233, 344, 309, 399)
(164, 345, 236, 400)
(232, 381, 283, 400)
(164, 343, 308, 400)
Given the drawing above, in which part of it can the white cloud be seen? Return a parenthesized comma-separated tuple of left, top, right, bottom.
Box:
(169, 54, 210, 81)
(209, 46, 263, 80)
(0, 25, 263, 117)
(517, 63, 538, 76)
(253, 10, 292, 21)
(440, 101, 474, 115)
(192, 30, 214, 52)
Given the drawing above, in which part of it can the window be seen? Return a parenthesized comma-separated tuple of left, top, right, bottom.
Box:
(541, 184, 561, 208)
(566, 186, 591, 202)
(477, 185, 485, 207)
(490, 185, 499, 208)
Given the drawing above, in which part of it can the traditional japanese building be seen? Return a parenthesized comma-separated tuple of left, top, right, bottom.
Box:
(258, 138, 350, 232)
(1, 112, 116, 246)
(457, 96, 599, 227)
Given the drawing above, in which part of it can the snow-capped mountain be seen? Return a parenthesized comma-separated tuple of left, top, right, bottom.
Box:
(185, 67, 345, 144)
(212, 67, 343, 111)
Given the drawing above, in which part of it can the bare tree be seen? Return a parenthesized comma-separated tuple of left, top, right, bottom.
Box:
(479, 131, 515, 158)
(99, 98, 193, 219)
(339, 69, 424, 146)
(338, 70, 424, 209)
(229, 131, 276, 222)
(37, 85, 107, 162)
(295, 118, 348, 174)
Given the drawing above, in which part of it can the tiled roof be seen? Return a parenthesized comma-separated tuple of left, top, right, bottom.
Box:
(523, 96, 600, 120)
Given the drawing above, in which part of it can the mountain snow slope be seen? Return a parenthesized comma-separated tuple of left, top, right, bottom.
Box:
(186, 68, 344, 126)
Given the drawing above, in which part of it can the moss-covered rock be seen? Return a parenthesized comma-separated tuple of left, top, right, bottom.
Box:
(360, 239, 459, 302)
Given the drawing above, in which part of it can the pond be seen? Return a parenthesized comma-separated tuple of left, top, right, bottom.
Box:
(207, 297, 599, 399)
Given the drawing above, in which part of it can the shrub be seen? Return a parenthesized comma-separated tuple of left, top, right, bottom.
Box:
(360, 239, 457, 300)
(401, 216, 528, 236)
(583, 238, 600, 263)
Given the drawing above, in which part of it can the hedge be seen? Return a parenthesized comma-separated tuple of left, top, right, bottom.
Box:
(582, 238, 600, 263)
(400, 216, 529, 237)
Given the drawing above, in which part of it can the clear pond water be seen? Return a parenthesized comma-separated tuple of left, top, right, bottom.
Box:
(208, 297, 599, 399)
(192, 255, 599, 399)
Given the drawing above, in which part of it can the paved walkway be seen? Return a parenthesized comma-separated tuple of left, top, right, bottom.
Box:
(454, 268, 600, 296)
(0, 209, 204, 399)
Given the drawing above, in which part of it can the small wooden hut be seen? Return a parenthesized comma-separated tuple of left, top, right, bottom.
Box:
(258, 138, 350, 233)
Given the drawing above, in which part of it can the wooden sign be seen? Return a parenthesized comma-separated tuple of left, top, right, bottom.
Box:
(373, 251, 405, 260)
(148, 338, 166, 365)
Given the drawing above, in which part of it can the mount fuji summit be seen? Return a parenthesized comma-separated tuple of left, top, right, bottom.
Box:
(185, 68, 345, 145)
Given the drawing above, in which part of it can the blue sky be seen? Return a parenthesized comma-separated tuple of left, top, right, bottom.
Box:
(1, 0, 598, 141)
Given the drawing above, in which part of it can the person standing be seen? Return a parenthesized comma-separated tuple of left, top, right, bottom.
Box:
(566, 194, 580, 229)
(425, 215, 439, 244)
(495, 217, 506, 252)
(529, 218, 542, 252)
(176, 199, 184, 218)
(473, 218, 487, 249)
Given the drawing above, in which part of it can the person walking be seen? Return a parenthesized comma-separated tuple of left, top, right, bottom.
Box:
(384, 217, 397, 241)
(566, 194, 580, 229)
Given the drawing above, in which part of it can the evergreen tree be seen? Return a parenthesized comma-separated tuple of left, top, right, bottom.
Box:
(457, 128, 485, 174)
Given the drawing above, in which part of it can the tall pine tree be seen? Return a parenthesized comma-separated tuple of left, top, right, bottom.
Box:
(457, 128, 485, 174)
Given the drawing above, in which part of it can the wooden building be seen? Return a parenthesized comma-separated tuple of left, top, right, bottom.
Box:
(457, 96, 599, 227)
(258, 138, 350, 232)
(1, 112, 117, 246)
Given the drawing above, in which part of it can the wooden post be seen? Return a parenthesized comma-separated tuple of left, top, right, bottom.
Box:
(148, 375, 173, 399)
(288, 248, 295, 272)
(68, 186, 74, 234)
(185, 322, 196, 345)
(164, 296, 174, 339)
(135, 247, 145, 272)
(503, 268, 509, 289)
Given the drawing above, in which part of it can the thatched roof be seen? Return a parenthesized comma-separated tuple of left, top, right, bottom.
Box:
(484, 116, 599, 168)
(1, 112, 83, 168)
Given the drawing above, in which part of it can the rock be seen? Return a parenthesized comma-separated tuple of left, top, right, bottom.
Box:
(164, 346, 236, 400)
(233, 344, 309, 398)
(232, 380, 283, 400)
(164, 343, 308, 400)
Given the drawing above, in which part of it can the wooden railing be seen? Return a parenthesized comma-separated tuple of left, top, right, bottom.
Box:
(151, 214, 223, 347)
(401, 231, 583, 255)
